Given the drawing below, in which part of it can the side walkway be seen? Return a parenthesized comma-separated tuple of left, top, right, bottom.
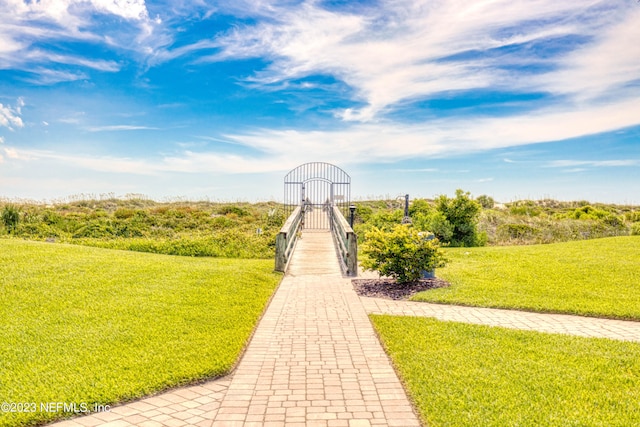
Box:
(362, 297, 640, 342)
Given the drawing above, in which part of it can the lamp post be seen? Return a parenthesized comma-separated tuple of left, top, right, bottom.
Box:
(401, 194, 412, 224)
(349, 204, 356, 228)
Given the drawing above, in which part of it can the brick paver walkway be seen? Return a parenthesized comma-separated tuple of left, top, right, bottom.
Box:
(362, 298, 640, 342)
(209, 230, 420, 427)
(51, 230, 640, 427)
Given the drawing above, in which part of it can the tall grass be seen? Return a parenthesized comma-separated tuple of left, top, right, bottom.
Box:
(0, 200, 285, 258)
(352, 197, 639, 246)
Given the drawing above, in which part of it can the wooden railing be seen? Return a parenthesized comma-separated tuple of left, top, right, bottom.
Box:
(274, 206, 304, 273)
(330, 206, 358, 276)
(275, 205, 358, 276)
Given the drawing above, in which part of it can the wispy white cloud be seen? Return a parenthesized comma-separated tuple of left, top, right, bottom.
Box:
(58, 112, 86, 125)
(562, 168, 588, 174)
(1, 0, 151, 31)
(91, 0, 150, 21)
(22, 68, 88, 85)
(87, 125, 159, 132)
(205, 0, 636, 122)
(1, 147, 160, 175)
(0, 0, 157, 82)
(2, 146, 28, 160)
(0, 145, 279, 176)
(25, 50, 121, 72)
(391, 168, 440, 173)
(0, 98, 24, 130)
(5, 81, 640, 181)
(220, 95, 640, 165)
(4, 91, 637, 179)
(546, 159, 640, 168)
(533, 6, 640, 101)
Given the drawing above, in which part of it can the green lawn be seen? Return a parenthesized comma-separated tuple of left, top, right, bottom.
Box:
(371, 315, 640, 427)
(0, 240, 281, 427)
(413, 236, 640, 320)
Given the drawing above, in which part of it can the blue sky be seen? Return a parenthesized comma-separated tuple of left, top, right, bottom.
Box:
(1, 0, 639, 204)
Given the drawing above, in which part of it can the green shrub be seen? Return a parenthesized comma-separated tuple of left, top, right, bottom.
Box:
(408, 199, 432, 216)
(211, 215, 237, 229)
(412, 210, 453, 243)
(569, 205, 609, 220)
(16, 222, 63, 239)
(370, 210, 405, 230)
(354, 204, 374, 224)
(42, 209, 63, 225)
(263, 208, 285, 228)
(497, 223, 539, 241)
(1, 205, 20, 233)
(218, 205, 250, 217)
(72, 220, 114, 238)
(631, 223, 640, 236)
(624, 210, 640, 222)
(509, 201, 543, 217)
(113, 208, 137, 219)
(354, 209, 405, 238)
(476, 194, 495, 209)
(113, 220, 149, 238)
(601, 213, 624, 228)
(361, 225, 448, 283)
(435, 189, 483, 246)
(88, 209, 109, 219)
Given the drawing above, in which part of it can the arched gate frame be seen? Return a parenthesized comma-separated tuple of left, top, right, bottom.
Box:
(284, 162, 351, 230)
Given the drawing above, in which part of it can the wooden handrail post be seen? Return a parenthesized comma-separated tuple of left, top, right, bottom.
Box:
(330, 206, 358, 276)
(346, 229, 358, 276)
(275, 206, 303, 273)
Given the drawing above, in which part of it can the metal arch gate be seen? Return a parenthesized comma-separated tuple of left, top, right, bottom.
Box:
(284, 162, 351, 230)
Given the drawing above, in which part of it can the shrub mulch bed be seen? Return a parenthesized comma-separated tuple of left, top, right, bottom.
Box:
(352, 278, 451, 300)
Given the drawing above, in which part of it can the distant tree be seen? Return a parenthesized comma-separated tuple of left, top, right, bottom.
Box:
(436, 189, 483, 246)
(476, 195, 495, 209)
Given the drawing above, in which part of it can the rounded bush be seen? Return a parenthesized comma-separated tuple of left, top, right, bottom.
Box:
(361, 224, 448, 284)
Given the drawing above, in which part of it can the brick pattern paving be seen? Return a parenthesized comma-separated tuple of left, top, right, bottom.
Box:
(210, 231, 420, 427)
(51, 378, 231, 427)
(362, 297, 640, 342)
